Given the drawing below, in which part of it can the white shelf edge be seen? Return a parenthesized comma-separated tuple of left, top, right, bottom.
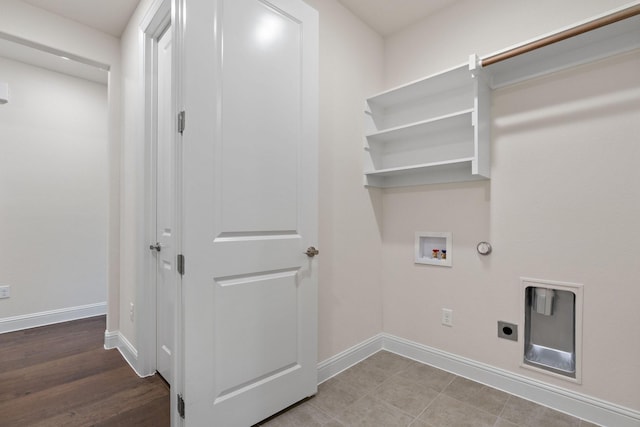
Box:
(366, 62, 470, 101)
(365, 108, 474, 140)
(364, 157, 475, 177)
(366, 64, 481, 109)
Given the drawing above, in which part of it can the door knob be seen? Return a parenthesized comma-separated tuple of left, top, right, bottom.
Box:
(150, 242, 161, 252)
(304, 246, 319, 257)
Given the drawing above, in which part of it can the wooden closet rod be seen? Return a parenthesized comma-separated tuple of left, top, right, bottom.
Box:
(481, 3, 640, 67)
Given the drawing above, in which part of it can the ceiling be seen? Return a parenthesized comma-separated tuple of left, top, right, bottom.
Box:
(17, 0, 457, 40)
(21, 0, 141, 38)
(337, 0, 459, 36)
(0, 0, 140, 84)
(1, 0, 455, 85)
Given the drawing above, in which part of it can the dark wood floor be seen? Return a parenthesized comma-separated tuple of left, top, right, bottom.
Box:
(0, 316, 170, 426)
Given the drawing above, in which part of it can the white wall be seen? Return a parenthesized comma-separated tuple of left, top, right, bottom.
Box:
(302, 0, 385, 362)
(0, 0, 121, 331)
(382, 0, 640, 411)
(384, 0, 635, 86)
(117, 0, 156, 348)
(0, 56, 107, 320)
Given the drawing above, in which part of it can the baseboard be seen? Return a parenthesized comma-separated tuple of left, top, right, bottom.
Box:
(104, 330, 145, 377)
(0, 302, 107, 334)
(317, 333, 383, 384)
(317, 333, 640, 427)
(104, 330, 120, 349)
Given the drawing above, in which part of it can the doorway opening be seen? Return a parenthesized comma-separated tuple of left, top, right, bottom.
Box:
(0, 33, 111, 333)
(139, 0, 178, 396)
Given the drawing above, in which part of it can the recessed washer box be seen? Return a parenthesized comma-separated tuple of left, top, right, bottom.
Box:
(415, 232, 452, 267)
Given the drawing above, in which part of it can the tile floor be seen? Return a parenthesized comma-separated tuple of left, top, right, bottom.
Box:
(257, 351, 599, 427)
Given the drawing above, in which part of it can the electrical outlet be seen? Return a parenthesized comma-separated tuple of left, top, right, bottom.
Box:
(441, 308, 453, 327)
(0, 285, 10, 299)
(129, 303, 134, 321)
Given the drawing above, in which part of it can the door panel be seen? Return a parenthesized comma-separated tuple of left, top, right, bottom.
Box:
(181, 0, 318, 425)
(220, 0, 301, 233)
(214, 270, 298, 396)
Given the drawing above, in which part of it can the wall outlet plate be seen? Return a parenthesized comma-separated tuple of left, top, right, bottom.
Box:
(498, 321, 518, 341)
(442, 308, 453, 326)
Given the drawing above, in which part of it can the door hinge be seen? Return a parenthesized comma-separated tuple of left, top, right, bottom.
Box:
(177, 254, 185, 276)
(177, 394, 185, 419)
(178, 110, 186, 134)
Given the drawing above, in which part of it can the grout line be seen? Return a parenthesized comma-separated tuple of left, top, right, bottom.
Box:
(497, 394, 511, 420)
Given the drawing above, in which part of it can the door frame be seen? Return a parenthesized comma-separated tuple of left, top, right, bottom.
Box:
(140, 0, 183, 424)
(139, 0, 176, 373)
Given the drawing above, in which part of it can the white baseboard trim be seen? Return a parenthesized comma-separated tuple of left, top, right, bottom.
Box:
(317, 333, 383, 384)
(0, 302, 107, 334)
(317, 333, 640, 427)
(104, 330, 145, 377)
(104, 330, 120, 349)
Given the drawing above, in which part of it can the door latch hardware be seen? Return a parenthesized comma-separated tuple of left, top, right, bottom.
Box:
(304, 246, 319, 257)
(149, 242, 161, 252)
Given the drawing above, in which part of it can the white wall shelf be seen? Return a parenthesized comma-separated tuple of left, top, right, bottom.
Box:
(363, 55, 490, 188)
(365, 158, 475, 177)
(363, 6, 640, 188)
(365, 109, 473, 144)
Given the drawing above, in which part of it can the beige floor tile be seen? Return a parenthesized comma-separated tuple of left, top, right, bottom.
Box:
(396, 362, 455, 392)
(336, 394, 414, 427)
(500, 397, 583, 427)
(500, 396, 547, 425)
(363, 351, 414, 375)
(494, 418, 521, 427)
(418, 394, 497, 427)
(408, 419, 433, 427)
(441, 377, 509, 415)
(310, 377, 364, 417)
(337, 359, 391, 394)
(372, 374, 440, 416)
(261, 401, 334, 427)
(533, 408, 581, 427)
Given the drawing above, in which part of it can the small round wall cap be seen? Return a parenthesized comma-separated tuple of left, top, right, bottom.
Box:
(477, 241, 492, 255)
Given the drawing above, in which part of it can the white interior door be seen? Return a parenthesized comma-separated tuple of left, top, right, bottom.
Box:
(154, 26, 175, 384)
(180, 0, 318, 425)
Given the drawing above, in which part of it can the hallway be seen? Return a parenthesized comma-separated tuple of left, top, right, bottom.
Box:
(0, 317, 169, 426)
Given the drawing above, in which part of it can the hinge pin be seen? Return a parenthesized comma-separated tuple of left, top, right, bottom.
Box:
(177, 394, 185, 418)
(177, 254, 185, 276)
(178, 110, 186, 134)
